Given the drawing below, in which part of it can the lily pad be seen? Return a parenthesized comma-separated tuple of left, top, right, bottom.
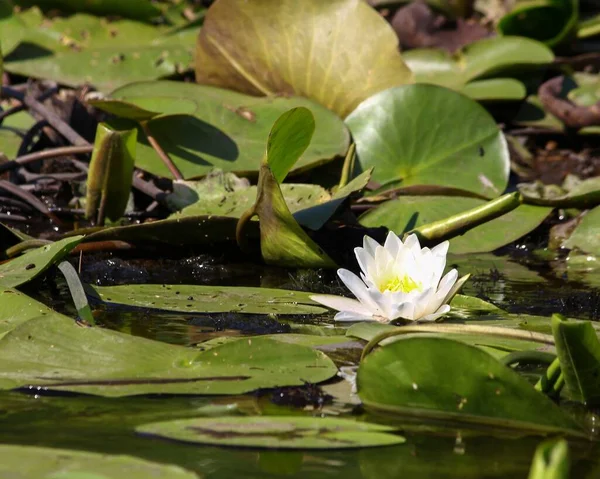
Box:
(0, 315, 337, 396)
(404, 37, 553, 96)
(137, 416, 404, 450)
(0, 236, 82, 288)
(346, 84, 509, 197)
(357, 336, 582, 434)
(89, 283, 327, 316)
(0, 288, 60, 337)
(195, 0, 413, 118)
(562, 205, 600, 254)
(5, 14, 199, 91)
(461, 78, 527, 101)
(96, 81, 350, 179)
(359, 196, 552, 254)
(15, 0, 163, 21)
(0, 444, 198, 479)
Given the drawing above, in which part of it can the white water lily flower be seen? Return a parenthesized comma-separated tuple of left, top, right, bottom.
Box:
(311, 232, 468, 323)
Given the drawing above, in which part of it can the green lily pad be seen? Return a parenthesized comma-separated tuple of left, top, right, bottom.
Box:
(519, 176, 600, 208)
(0, 236, 82, 288)
(562, 205, 600, 254)
(96, 81, 350, 179)
(461, 78, 527, 101)
(0, 110, 36, 158)
(15, 0, 163, 20)
(137, 416, 404, 449)
(346, 84, 509, 197)
(404, 37, 553, 96)
(89, 283, 327, 316)
(167, 176, 330, 219)
(5, 14, 199, 91)
(552, 315, 600, 405)
(0, 314, 337, 396)
(198, 334, 351, 352)
(194, 0, 413, 118)
(359, 196, 552, 254)
(498, 0, 577, 48)
(357, 336, 582, 434)
(0, 0, 27, 55)
(0, 444, 198, 479)
(0, 288, 60, 337)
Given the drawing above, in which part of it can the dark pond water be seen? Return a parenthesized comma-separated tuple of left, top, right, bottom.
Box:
(3, 250, 600, 478)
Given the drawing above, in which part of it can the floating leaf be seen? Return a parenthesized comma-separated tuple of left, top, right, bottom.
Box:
(89, 283, 327, 316)
(359, 196, 552, 254)
(0, 444, 199, 479)
(552, 314, 600, 405)
(346, 84, 509, 197)
(0, 236, 82, 288)
(195, 0, 413, 118)
(357, 336, 582, 434)
(0, 288, 61, 337)
(0, 315, 337, 396)
(404, 37, 553, 98)
(562, 205, 600, 254)
(14, 0, 163, 21)
(498, 0, 577, 48)
(137, 416, 404, 449)
(96, 81, 350, 179)
(5, 14, 198, 91)
(86, 123, 136, 224)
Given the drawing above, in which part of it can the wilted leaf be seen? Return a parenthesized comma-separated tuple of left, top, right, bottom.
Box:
(519, 176, 600, 208)
(195, 0, 413, 117)
(137, 416, 405, 449)
(346, 84, 509, 197)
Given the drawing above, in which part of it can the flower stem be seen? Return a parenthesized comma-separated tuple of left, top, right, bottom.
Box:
(406, 191, 521, 244)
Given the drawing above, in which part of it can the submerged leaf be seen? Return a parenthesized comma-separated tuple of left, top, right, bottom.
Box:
(137, 416, 405, 449)
(0, 444, 199, 479)
(195, 0, 413, 117)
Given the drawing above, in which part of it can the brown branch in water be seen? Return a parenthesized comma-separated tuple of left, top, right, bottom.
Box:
(538, 75, 600, 130)
(141, 122, 183, 180)
(71, 241, 134, 254)
(0, 179, 63, 225)
(0, 86, 59, 124)
(0, 145, 94, 174)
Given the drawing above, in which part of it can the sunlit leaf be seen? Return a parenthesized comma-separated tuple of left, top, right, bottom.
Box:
(195, 0, 413, 118)
(346, 84, 509, 197)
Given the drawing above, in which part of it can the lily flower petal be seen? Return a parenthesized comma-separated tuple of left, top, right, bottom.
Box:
(310, 294, 372, 316)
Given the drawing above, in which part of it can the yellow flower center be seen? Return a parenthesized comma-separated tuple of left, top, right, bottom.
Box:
(378, 274, 422, 293)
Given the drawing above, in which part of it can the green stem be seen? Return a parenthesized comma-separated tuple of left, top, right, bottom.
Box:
(535, 357, 564, 398)
(361, 323, 554, 362)
(337, 143, 356, 189)
(5, 239, 53, 258)
(407, 192, 521, 244)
